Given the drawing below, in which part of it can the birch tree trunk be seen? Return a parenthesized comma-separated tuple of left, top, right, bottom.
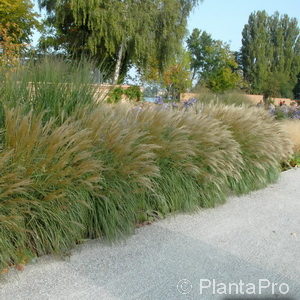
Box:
(113, 41, 125, 84)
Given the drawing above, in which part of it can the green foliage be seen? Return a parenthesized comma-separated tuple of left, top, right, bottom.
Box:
(106, 87, 124, 104)
(124, 86, 142, 101)
(107, 86, 141, 103)
(241, 11, 300, 98)
(38, 0, 200, 81)
(282, 152, 300, 170)
(187, 29, 243, 92)
(272, 107, 289, 120)
(162, 50, 192, 99)
(0, 57, 98, 123)
(205, 65, 241, 93)
(0, 25, 23, 67)
(0, 58, 293, 272)
(141, 48, 192, 99)
(262, 72, 295, 99)
(290, 153, 300, 167)
(293, 73, 300, 99)
(187, 29, 215, 80)
(0, 0, 40, 43)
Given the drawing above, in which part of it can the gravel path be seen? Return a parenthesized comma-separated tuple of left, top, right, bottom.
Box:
(1, 168, 300, 300)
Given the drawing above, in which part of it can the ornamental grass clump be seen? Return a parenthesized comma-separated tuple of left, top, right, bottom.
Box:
(179, 112, 243, 204)
(0, 107, 102, 269)
(131, 106, 201, 213)
(77, 104, 161, 239)
(281, 119, 300, 154)
(0, 150, 31, 271)
(0, 57, 98, 124)
(187, 90, 253, 107)
(200, 104, 292, 194)
(128, 105, 243, 211)
(0, 58, 294, 273)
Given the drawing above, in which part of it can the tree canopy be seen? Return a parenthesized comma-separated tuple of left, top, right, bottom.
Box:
(161, 49, 192, 99)
(241, 10, 300, 98)
(0, 0, 39, 43)
(186, 28, 214, 80)
(187, 28, 243, 92)
(38, 0, 200, 83)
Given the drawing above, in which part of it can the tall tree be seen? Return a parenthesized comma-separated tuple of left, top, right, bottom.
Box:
(241, 11, 300, 98)
(38, 0, 200, 83)
(140, 47, 192, 99)
(161, 49, 192, 99)
(293, 73, 300, 99)
(186, 28, 214, 80)
(187, 29, 243, 92)
(0, 0, 39, 43)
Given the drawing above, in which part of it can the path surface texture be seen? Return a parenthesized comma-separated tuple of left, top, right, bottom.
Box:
(1, 168, 300, 300)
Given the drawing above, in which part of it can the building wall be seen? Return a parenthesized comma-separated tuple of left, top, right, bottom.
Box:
(180, 93, 199, 102)
(180, 92, 296, 106)
(245, 94, 294, 106)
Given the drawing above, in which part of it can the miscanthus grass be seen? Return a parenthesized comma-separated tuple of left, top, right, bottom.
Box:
(0, 59, 293, 271)
(76, 105, 160, 239)
(131, 106, 243, 211)
(0, 108, 102, 269)
(200, 104, 292, 194)
(281, 119, 300, 154)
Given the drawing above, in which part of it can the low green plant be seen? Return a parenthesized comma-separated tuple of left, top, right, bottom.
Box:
(107, 86, 142, 103)
(106, 87, 124, 103)
(124, 86, 142, 101)
(290, 153, 300, 167)
(282, 152, 300, 170)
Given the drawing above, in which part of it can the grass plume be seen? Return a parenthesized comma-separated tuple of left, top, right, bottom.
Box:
(200, 104, 292, 194)
(0, 59, 293, 271)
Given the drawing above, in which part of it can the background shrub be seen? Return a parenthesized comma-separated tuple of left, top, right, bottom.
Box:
(106, 87, 124, 103)
(124, 86, 142, 101)
(107, 86, 142, 103)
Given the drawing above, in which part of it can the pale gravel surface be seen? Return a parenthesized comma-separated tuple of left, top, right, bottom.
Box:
(0, 168, 300, 300)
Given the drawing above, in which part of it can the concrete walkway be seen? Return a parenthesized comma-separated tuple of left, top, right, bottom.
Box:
(1, 169, 300, 300)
